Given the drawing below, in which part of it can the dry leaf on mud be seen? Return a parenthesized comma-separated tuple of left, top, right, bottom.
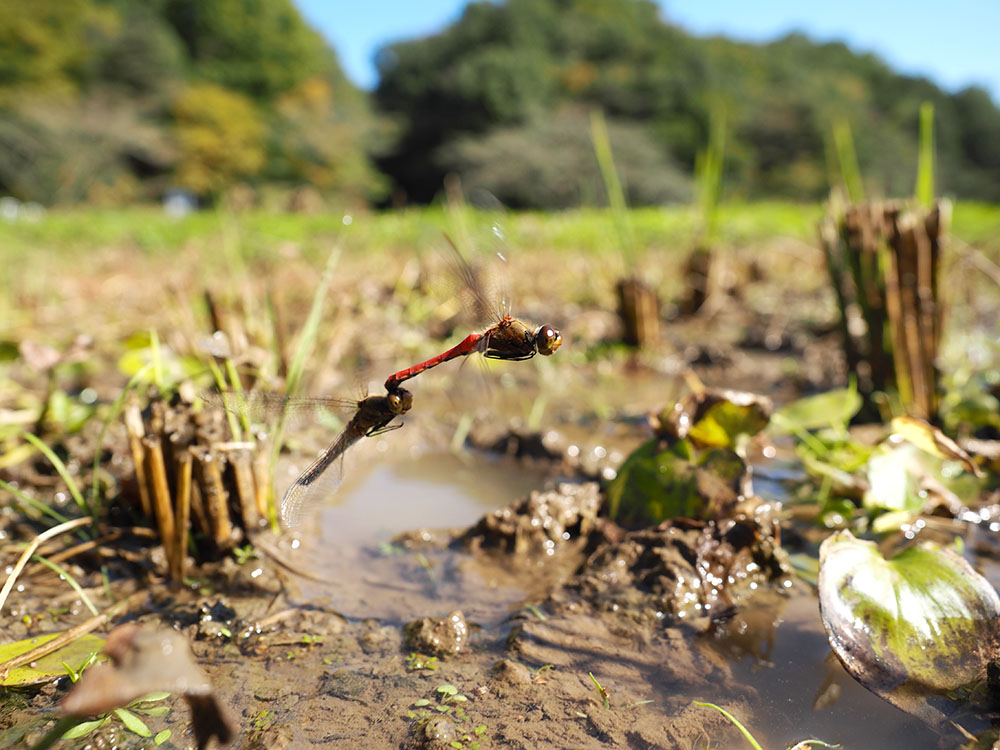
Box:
(61, 623, 236, 749)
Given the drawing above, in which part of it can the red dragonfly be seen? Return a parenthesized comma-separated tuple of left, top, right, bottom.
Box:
(209, 388, 413, 526)
(384, 236, 562, 392)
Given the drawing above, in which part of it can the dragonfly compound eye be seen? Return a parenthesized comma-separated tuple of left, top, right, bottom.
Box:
(387, 388, 413, 414)
(536, 325, 562, 356)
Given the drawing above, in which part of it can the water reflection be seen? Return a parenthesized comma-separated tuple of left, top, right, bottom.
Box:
(704, 585, 937, 749)
(298, 452, 559, 623)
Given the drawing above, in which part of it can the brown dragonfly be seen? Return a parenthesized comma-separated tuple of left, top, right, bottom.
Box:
(209, 388, 413, 526)
(384, 236, 561, 392)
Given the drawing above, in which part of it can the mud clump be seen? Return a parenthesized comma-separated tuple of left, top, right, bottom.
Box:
(459, 481, 602, 556)
(556, 497, 791, 631)
(407, 715, 460, 749)
(403, 610, 469, 656)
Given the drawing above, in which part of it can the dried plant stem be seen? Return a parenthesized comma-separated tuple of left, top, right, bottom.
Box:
(142, 436, 176, 572)
(123, 401, 152, 518)
(252, 448, 271, 522)
(0, 517, 92, 616)
(172, 450, 193, 584)
(229, 449, 259, 528)
(194, 448, 232, 547)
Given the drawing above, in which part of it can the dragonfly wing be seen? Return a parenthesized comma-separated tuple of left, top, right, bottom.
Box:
(279, 427, 365, 527)
(443, 234, 507, 325)
(204, 390, 359, 431)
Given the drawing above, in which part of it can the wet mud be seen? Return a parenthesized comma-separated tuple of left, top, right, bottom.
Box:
(4, 233, 997, 749)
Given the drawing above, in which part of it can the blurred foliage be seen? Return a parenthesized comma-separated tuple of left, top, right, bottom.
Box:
(1, 0, 999, 208)
(439, 109, 690, 209)
(268, 77, 388, 203)
(375, 0, 1000, 206)
(172, 84, 265, 196)
(0, 0, 381, 205)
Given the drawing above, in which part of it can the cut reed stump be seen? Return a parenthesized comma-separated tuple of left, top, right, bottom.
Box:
(123, 392, 272, 584)
(616, 276, 661, 348)
(819, 199, 950, 420)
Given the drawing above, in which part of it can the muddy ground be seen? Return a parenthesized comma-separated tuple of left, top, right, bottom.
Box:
(2, 221, 998, 749)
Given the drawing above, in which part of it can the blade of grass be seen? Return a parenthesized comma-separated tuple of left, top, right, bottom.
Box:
(21, 431, 89, 516)
(89, 363, 154, 510)
(268, 245, 341, 526)
(832, 120, 864, 203)
(149, 329, 163, 391)
(31, 554, 99, 616)
(693, 701, 763, 750)
(285, 246, 342, 398)
(695, 99, 727, 245)
(207, 358, 243, 442)
(1, 478, 72, 525)
(590, 109, 635, 269)
(0, 517, 92, 615)
(588, 671, 610, 709)
(915, 101, 935, 207)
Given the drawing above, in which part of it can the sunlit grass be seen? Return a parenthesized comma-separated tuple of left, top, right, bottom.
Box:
(1, 202, 994, 269)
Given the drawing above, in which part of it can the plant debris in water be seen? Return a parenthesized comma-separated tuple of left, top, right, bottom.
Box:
(818, 530, 1000, 726)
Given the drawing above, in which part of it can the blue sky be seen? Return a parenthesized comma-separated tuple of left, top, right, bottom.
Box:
(297, 0, 999, 102)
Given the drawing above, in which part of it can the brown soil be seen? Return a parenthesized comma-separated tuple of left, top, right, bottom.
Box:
(3, 228, 993, 749)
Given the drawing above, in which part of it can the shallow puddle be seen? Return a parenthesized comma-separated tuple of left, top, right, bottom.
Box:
(318, 451, 552, 546)
(293, 451, 570, 624)
(706, 588, 935, 748)
(286, 450, 971, 747)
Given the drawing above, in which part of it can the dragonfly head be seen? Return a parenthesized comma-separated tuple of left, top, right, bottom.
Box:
(534, 325, 562, 356)
(386, 387, 413, 415)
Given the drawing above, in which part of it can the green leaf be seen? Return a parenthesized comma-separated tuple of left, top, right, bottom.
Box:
(819, 530, 1000, 719)
(605, 438, 745, 525)
(686, 396, 771, 449)
(0, 633, 104, 687)
(136, 705, 171, 717)
(863, 445, 922, 513)
(135, 691, 172, 703)
(114, 708, 151, 737)
(61, 717, 109, 739)
(769, 387, 862, 435)
(154, 729, 172, 745)
(890, 416, 982, 477)
(436, 684, 458, 696)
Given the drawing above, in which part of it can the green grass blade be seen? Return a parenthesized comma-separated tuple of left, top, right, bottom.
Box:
(266, 244, 341, 527)
(693, 701, 764, 750)
(31, 554, 99, 616)
(285, 245, 341, 398)
(20, 431, 89, 516)
(915, 101, 935, 207)
(1, 478, 71, 525)
(590, 109, 635, 267)
(89, 363, 153, 509)
(696, 100, 727, 244)
(832, 119, 864, 203)
(149, 328, 163, 391)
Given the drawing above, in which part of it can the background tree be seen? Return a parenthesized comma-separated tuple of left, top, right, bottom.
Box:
(171, 83, 265, 197)
(375, 0, 1000, 206)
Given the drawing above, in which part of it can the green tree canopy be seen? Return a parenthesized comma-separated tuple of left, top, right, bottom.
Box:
(0, 0, 383, 204)
(375, 0, 1000, 205)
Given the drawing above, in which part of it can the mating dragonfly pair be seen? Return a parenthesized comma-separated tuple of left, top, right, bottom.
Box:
(215, 239, 562, 526)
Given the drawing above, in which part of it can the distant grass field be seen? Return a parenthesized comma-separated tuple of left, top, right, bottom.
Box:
(2, 201, 997, 262)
